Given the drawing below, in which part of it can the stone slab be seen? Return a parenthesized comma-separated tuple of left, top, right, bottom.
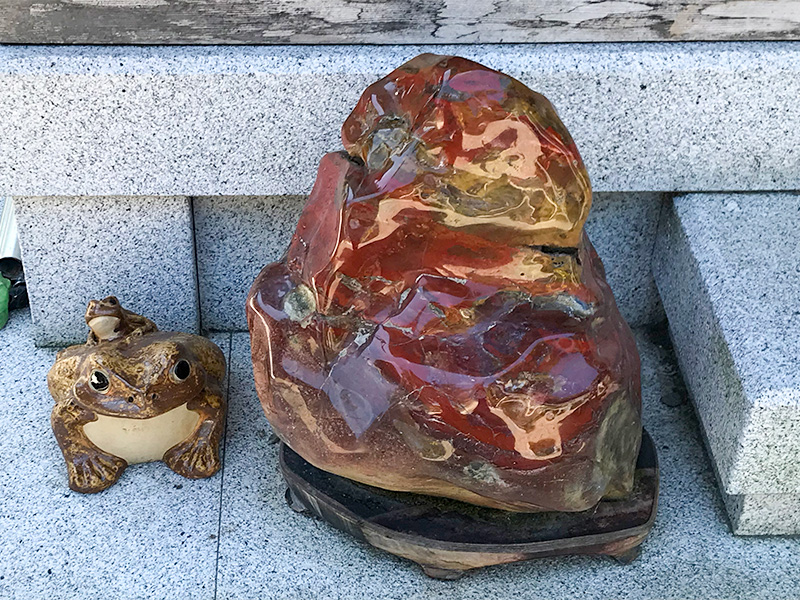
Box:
(653, 193, 800, 522)
(586, 193, 665, 328)
(723, 492, 800, 536)
(1, 43, 799, 197)
(2, 309, 799, 596)
(214, 328, 800, 599)
(193, 195, 304, 331)
(195, 193, 664, 331)
(13, 196, 199, 346)
(0, 309, 230, 600)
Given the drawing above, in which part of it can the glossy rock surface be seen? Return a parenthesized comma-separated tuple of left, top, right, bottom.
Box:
(247, 54, 641, 512)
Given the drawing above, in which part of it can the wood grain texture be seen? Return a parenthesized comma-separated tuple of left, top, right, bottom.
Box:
(1, 0, 800, 44)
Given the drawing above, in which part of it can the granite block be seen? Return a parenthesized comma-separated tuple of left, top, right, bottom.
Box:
(586, 192, 665, 328)
(13, 196, 199, 346)
(723, 493, 800, 536)
(1, 44, 799, 197)
(0, 309, 230, 600)
(654, 193, 800, 497)
(214, 328, 800, 599)
(194, 195, 305, 331)
(194, 192, 664, 332)
(653, 193, 800, 533)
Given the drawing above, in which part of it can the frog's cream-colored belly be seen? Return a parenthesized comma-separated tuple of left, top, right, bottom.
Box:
(83, 404, 200, 464)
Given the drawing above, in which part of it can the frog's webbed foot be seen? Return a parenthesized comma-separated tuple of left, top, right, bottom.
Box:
(163, 436, 220, 479)
(52, 401, 128, 493)
(66, 451, 127, 494)
(163, 385, 225, 479)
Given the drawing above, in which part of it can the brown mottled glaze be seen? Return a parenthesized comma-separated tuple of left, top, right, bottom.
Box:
(84, 295, 157, 344)
(49, 298, 226, 493)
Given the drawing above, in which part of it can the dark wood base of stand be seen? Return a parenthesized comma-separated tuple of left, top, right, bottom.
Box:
(279, 430, 658, 579)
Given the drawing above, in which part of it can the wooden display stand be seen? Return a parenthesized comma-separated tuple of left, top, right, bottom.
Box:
(280, 431, 659, 579)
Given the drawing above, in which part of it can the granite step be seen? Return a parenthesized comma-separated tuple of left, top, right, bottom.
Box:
(6, 40, 800, 346)
(2, 43, 799, 198)
(653, 192, 800, 534)
(194, 192, 666, 333)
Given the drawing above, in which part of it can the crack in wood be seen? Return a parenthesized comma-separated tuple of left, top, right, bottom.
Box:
(1, 0, 799, 43)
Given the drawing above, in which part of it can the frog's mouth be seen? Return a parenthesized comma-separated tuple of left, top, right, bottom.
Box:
(88, 316, 121, 340)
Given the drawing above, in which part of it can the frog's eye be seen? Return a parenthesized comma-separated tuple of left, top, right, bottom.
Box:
(89, 370, 110, 393)
(172, 359, 191, 382)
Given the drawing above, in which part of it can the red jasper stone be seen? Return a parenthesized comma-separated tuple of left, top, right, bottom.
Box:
(247, 54, 641, 512)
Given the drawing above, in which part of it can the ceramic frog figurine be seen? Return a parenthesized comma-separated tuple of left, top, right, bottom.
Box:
(49, 297, 226, 493)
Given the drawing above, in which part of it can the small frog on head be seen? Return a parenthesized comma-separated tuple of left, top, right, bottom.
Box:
(49, 297, 226, 493)
(84, 295, 157, 344)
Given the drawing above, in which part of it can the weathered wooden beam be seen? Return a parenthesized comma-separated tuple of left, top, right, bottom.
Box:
(1, 0, 799, 44)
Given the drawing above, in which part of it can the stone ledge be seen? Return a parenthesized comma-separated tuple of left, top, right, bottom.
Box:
(653, 193, 800, 528)
(9, 191, 663, 344)
(1, 43, 799, 197)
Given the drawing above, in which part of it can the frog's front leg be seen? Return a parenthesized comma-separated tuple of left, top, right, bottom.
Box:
(163, 383, 226, 479)
(51, 401, 128, 493)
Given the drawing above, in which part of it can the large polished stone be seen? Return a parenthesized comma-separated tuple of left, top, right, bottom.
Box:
(247, 55, 641, 512)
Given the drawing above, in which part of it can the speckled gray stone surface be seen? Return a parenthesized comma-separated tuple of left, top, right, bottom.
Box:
(13, 196, 199, 346)
(724, 492, 800, 536)
(587, 193, 665, 328)
(194, 195, 304, 331)
(194, 192, 664, 331)
(0, 310, 230, 600)
(653, 193, 800, 532)
(1, 44, 798, 196)
(214, 329, 799, 600)
(2, 310, 798, 598)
